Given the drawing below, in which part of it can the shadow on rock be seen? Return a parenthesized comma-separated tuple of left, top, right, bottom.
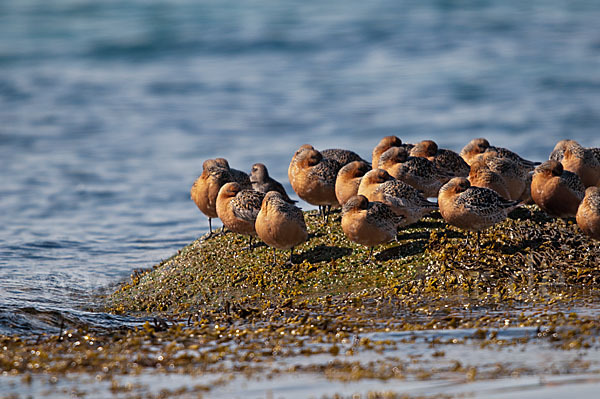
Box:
(298, 245, 352, 263)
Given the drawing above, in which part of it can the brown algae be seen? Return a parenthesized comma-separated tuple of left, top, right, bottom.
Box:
(2, 205, 600, 397)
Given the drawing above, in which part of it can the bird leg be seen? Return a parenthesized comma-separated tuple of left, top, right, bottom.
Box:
(286, 247, 295, 266)
(272, 247, 277, 266)
(202, 218, 215, 240)
(364, 247, 375, 264)
(243, 236, 255, 251)
(323, 205, 329, 223)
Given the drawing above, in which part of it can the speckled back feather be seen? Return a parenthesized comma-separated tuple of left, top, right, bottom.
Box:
(308, 157, 342, 185)
(322, 149, 366, 166)
(365, 201, 404, 229)
(487, 146, 538, 168)
(231, 190, 265, 222)
(455, 186, 519, 217)
(375, 180, 437, 209)
(561, 170, 586, 199)
(433, 149, 470, 177)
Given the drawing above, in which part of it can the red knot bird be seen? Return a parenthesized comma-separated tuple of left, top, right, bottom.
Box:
(460, 138, 539, 170)
(255, 191, 308, 265)
(438, 177, 520, 249)
(472, 151, 531, 201)
(216, 182, 265, 250)
(357, 169, 437, 227)
(531, 160, 585, 218)
(288, 145, 341, 222)
(212, 157, 251, 187)
(410, 140, 470, 178)
(190, 159, 236, 236)
(341, 195, 404, 263)
(249, 163, 296, 203)
(549, 140, 600, 188)
(468, 159, 511, 200)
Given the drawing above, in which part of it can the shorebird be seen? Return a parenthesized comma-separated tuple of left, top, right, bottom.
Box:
(294, 144, 367, 167)
(372, 136, 412, 169)
(460, 138, 539, 170)
(468, 159, 511, 200)
(438, 177, 520, 249)
(380, 147, 453, 198)
(335, 161, 371, 205)
(249, 163, 296, 203)
(576, 187, 600, 241)
(549, 140, 600, 188)
(341, 195, 404, 262)
(409, 140, 470, 178)
(215, 182, 265, 250)
(531, 160, 585, 218)
(190, 159, 234, 236)
(288, 145, 341, 222)
(255, 191, 308, 265)
(472, 151, 530, 201)
(357, 169, 438, 227)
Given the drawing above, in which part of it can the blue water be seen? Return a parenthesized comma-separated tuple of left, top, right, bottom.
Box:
(1, 0, 600, 335)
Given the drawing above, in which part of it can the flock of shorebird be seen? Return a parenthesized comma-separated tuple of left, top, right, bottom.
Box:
(191, 137, 600, 264)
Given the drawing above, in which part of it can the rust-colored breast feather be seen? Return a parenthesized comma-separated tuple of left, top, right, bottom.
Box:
(335, 161, 371, 205)
(255, 195, 308, 249)
(290, 159, 340, 206)
(341, 201, 399, 247)
(531, 174, 583, 218)
(577, 188, 600, 240)
(336, 175, 362, 205)
(190, 168, 231, 218)
(216, 189, 264, 236)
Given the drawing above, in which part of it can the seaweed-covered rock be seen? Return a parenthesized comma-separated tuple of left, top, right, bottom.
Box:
(106, 206, 600, 319)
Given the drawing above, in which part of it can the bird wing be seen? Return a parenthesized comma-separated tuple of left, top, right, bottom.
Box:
(231, 190, 265, 222)
(367, 201, 404, 228)
(561, 171, 585, 199)
(380, 180, 437, 209)
(309, 158, 341, 185)
(457, 186, 518, 216)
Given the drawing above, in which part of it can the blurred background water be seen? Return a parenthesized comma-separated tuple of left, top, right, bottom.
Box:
(1, 0, 600, 335)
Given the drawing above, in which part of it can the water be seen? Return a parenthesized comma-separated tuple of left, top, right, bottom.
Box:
(1, 0, 600, 337)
